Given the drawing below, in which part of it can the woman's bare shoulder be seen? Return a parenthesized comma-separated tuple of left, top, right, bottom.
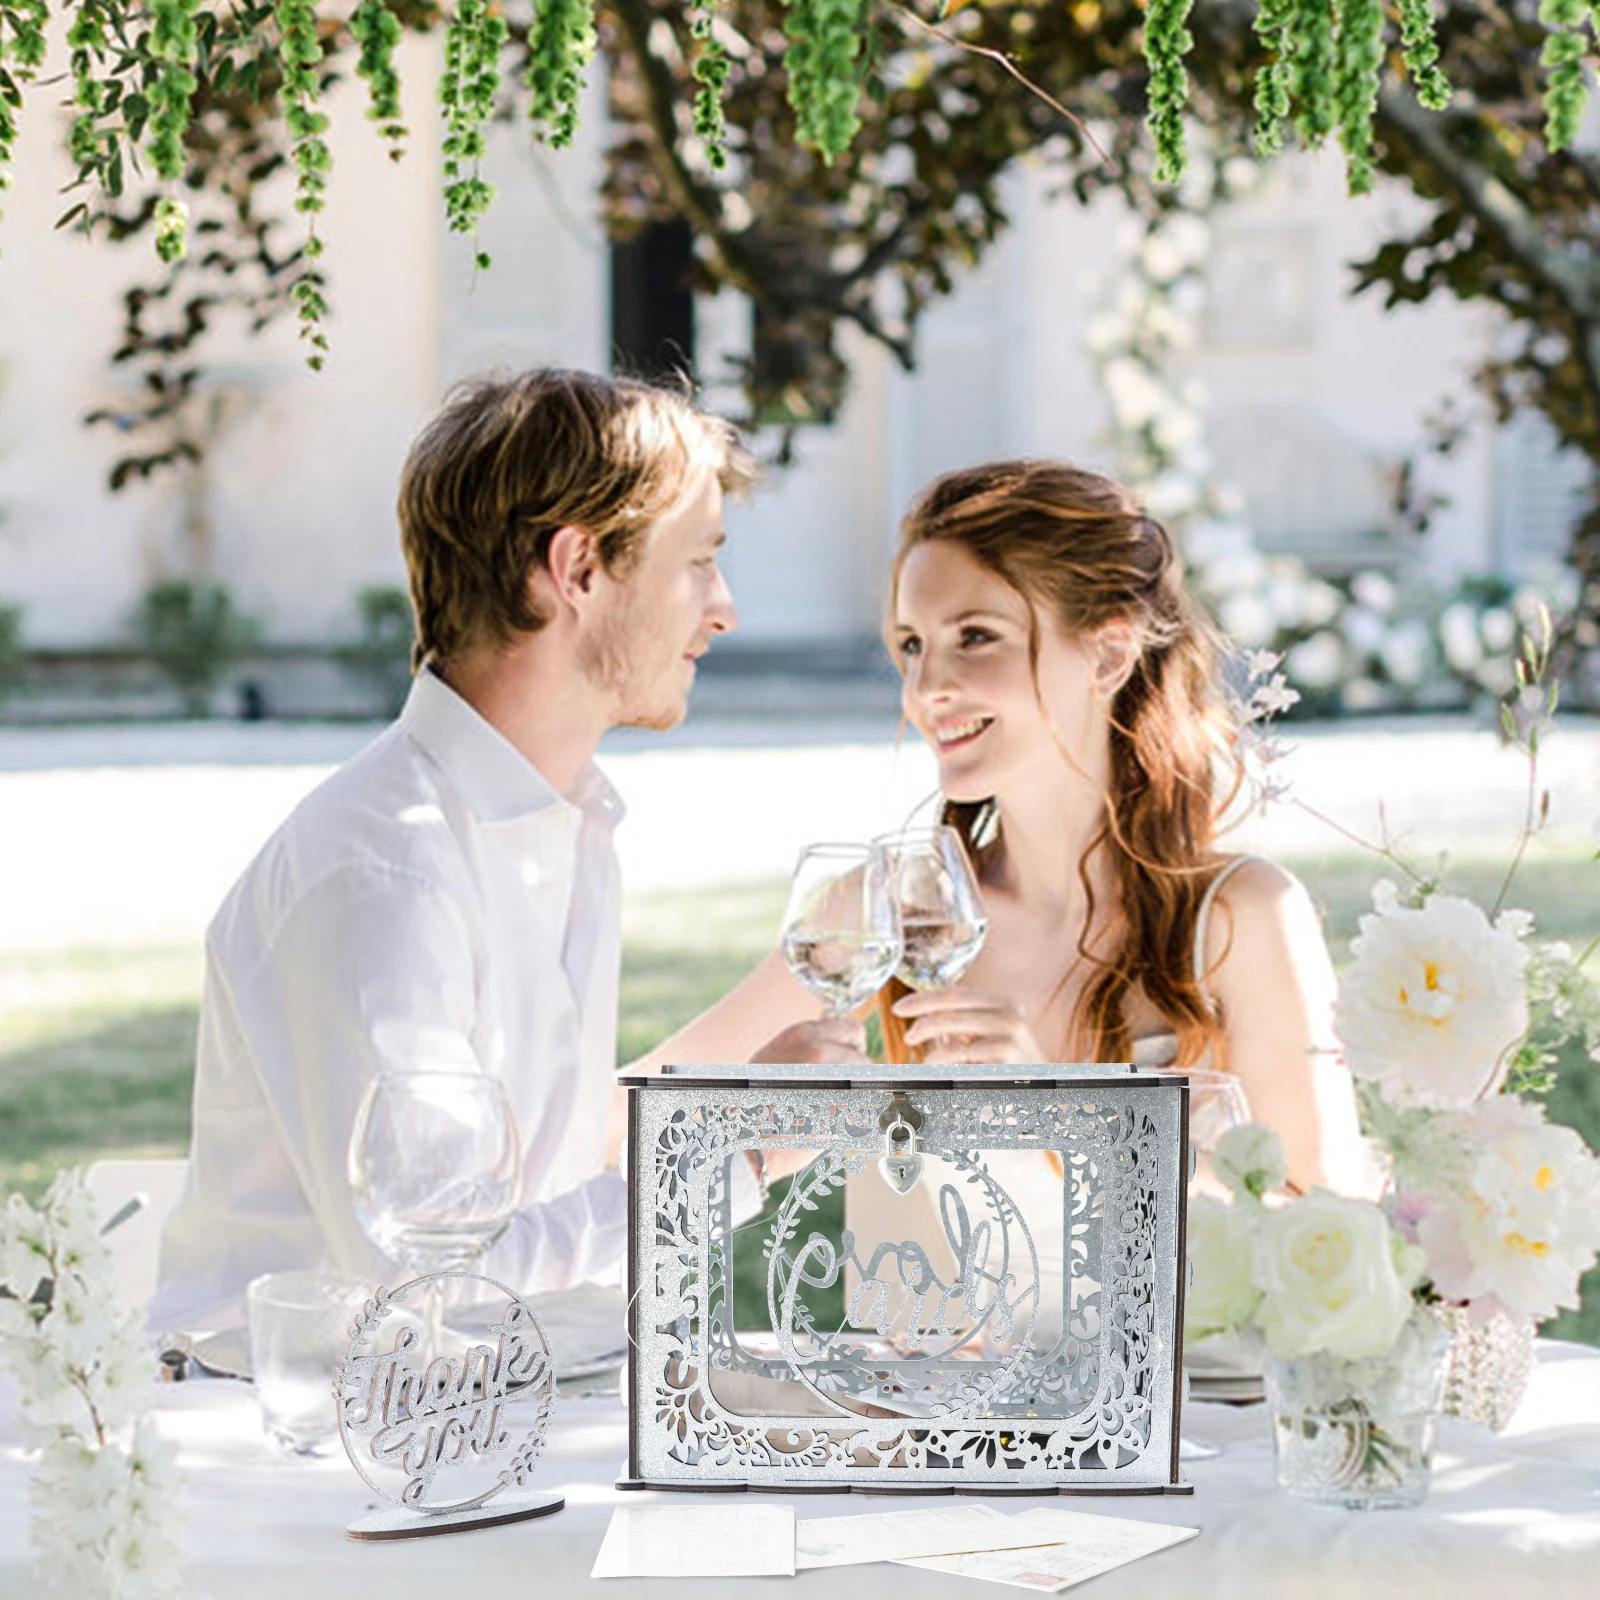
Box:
(1203, 856, 1321, 972)
(1214, 855, 1307, 910)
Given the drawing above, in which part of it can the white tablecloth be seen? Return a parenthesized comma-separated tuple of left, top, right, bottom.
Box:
(3, 1343, 1597, 1599)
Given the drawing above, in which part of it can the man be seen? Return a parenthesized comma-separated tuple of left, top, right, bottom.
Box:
(153, 368, 783, 1332)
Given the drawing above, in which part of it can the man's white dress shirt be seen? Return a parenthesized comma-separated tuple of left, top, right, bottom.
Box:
(152, 670, 628, 1332)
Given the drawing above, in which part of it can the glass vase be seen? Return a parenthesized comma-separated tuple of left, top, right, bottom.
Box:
(1263, 1310, 1449, 1510)
(1439, 1304, 1536, 1432)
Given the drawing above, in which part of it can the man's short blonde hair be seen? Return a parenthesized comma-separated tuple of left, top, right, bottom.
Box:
(398, 368, 755, 668)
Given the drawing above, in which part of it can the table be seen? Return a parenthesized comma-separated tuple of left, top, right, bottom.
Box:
(3, 1344, 1597, 1598)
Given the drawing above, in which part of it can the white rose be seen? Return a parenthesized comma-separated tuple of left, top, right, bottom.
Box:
(1417, 1098, 1600, 1321)
(1214, 1124, 1288, 1199)
(1186, 1195, 1263, 1339)
(1335, 882, 1531, 1108)
(1251, 1191, 1424, 1361)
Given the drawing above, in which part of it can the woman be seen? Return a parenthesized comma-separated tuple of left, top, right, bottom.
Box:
(640, 459, 1365, 1199)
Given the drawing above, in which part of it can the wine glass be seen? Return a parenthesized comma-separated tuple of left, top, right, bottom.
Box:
(780, 843, 903, 1016)
(1181, 1068, 1252, 1463)
(875, 826, 988, 990)
(347, 1069, 523, 1355)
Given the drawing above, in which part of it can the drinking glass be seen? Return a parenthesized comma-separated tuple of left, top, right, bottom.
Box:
(246, 1269, 367, 1455)
(780, 843, 903, 1016)
(347, 1069, 523, 1354)
(1181, 1068, 1252, 1462)
(875, 826, 988, 990)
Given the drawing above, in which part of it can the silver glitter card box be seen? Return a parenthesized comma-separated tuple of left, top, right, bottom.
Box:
(618, 1063, 1193, 1496)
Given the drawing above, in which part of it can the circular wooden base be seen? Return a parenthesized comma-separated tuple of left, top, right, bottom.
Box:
(347, 1490, 565, 1542)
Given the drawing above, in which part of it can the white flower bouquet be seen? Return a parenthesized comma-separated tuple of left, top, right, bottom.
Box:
(1188, 1125, 1446, 1507)
(1336, 883, 1600, 1330)
(0, 1172, 188, 1599)
(1214, 619, 1600, 1442)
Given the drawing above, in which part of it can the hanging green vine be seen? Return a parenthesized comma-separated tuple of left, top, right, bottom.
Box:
(526, 0, 595, 148)
(1333, 0, 1385, 193)
(1290, 0, 1337, 146)
(1396, 0, 1452, 112)
(1538, 0, 1592, 152)
(1250, 0, 1295, 155)
(147, 0, 202, 258)
(690, 0, 732, 169)
(1145, 0, 1194, 183)
(0, 0, 49, 229)
(3, 0, 1600, 384)
(783, 0, 872, 162)
(441, 0, 508, 266)
(351, 0, 407, 156)
(274, 0, 331, 364)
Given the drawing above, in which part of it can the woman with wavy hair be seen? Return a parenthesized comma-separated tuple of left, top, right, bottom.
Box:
(872, 458, 1363, 1194)
(640, 458, 1364, 1197)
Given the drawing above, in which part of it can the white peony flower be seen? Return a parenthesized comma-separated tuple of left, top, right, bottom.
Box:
(1214, 1124, 1288, 1199)
(1186, 1195, 1262, 1339)
(1415, 1097, 1600, 1321)
(1336, 881, 1532, 1108)
(1251, 1190, 1426, 1361)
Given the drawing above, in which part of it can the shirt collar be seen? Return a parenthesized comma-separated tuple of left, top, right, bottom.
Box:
(400, 668, 625, 831)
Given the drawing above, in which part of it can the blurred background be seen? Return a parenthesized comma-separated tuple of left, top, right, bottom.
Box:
(0, 19, 1596, 1341)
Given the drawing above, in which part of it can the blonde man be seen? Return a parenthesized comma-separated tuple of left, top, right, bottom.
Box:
(154, 369, 839, 1332)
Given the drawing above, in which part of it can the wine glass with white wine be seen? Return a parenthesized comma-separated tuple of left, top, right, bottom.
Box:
(877, 825, 988, 992)
(780, 844, 903, 1018)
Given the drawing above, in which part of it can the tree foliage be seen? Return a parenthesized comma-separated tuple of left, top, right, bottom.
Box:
(0, 1, 1597, 675)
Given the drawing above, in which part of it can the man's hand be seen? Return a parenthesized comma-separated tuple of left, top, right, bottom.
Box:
(749, 1016, 871, 1065)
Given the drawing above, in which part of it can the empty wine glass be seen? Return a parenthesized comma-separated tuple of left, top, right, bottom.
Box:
(876, 826, 988, 990)
(780, 843, 903, 1016)
(347, 1069, 523, 1355)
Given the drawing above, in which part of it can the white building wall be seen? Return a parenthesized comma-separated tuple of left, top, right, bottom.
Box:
(0, 62, 1561, 658)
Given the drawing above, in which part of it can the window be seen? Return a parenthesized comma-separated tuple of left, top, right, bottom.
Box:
(609, 219, 696, 383)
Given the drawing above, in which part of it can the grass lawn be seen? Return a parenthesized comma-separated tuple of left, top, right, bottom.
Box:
(3, 855, 1596, 1341)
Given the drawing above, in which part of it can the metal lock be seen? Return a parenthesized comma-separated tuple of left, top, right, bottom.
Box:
(878, 1114, 924, 1195)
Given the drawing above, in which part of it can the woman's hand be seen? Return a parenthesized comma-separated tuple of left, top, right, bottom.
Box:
(893, 988, 1048, 1065)
(749, 1016, 872, 1065)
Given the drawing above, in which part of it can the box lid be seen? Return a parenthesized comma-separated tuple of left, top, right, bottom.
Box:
(616, 1062, 1186, 1090)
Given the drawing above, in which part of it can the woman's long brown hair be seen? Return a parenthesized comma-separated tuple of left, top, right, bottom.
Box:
(878, 460, 1243, 1066)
